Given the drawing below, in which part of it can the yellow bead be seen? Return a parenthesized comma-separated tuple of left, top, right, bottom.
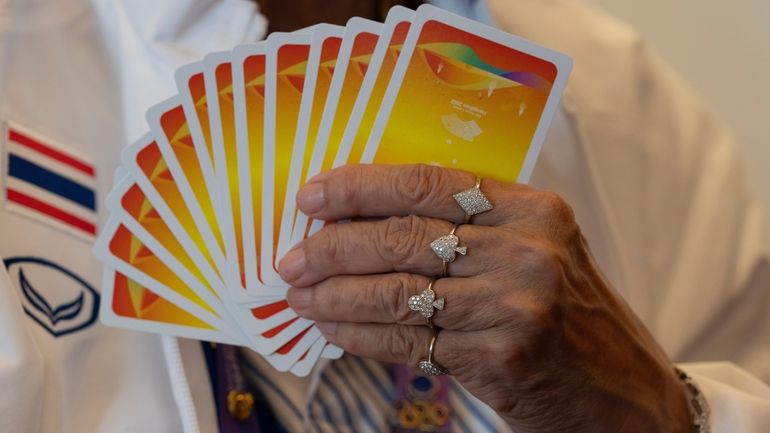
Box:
(227, 390, 254, 421)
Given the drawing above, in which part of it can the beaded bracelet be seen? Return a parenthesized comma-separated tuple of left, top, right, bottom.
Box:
(675, 367, 711, 433)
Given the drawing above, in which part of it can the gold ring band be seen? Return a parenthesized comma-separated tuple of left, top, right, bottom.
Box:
(418, 327, 449, 376)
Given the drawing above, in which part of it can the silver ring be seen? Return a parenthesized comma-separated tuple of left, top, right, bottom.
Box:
(453, 177, 493, 224)
(408, 279, 445, 321)
(418, 329, 449, 376)
(430, 225, 466, 277)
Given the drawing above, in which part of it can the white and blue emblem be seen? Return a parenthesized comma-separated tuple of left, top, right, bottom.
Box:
(3, 257, 100, 337)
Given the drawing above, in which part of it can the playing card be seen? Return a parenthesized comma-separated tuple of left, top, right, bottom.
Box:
(246, 313, 316, 357)
(145, 98, 227, 271)
(289, 336, 328, 376)
(121, 133, 224, 289)
(100, 268, 239, 344)
(321, 344, 344, 360)
(290, 17, 385, 246)
(363, 5, 572, 182)
(338, 6, 414, 167)
(176, 62, 217, 193)
(260, 32, 312, 287)
(276, 24, 344, 263)
(102, 176, 306, 348)
(107, 176, 224, 301)
(97, 226, 317, 365)
(262, 323, 322, 372)
(94, 217, 228, 329)
(228, 282, 299, 336)
(232, 43, 268, 294)
(202, 51, 249, 298)
(119, 134, 272, 340)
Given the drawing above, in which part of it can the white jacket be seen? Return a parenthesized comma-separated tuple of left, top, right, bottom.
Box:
(0, 0, 768, 432)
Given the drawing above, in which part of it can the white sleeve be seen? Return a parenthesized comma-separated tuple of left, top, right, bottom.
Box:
(680, 362, 770, 432)
(0, 259, 45, 433)
(91, 0, 269, 143)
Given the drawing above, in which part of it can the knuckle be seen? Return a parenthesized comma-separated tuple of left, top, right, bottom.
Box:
(306, 226, 344, 269)
(381, 215, 429, 267)
(495, 195, 521, 220)
(375, 274, 419, 323)
(479, 331, 528, 376)
(336, 165, 365, 208)
(533, 242, 566, 278)
(494, 184, 531, 218)
(497, 344, 526, 372)
(514, 239, 566, 286)
(344, 329, 367, 355)
(523, 300, 564, 339)
(395, 326, 424, 365)
(398, 164, 445, 207)
(320, 283, 344, 314)
(452, 290, 499, 329)
(537, 191, 575, 224)
(382, 326, 419, 364)
(496, 297, 564, 364)
(519, 301, 565, 361)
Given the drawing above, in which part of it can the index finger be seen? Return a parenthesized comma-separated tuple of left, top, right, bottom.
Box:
(296, 164, 515, 224)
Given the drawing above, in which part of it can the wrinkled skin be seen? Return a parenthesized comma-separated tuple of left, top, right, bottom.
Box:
(278, 164, 691, 433)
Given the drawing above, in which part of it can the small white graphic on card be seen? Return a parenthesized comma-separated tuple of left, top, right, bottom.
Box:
(441, 113, 482, 142)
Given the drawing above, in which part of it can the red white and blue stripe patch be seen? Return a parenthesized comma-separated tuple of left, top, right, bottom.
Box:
(2, 122, 97, 240)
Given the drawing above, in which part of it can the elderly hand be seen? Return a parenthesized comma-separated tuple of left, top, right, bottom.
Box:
(278, 164, 691, 433)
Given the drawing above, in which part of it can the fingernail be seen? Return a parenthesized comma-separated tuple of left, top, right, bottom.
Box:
(278, 248, 306, 283)
(297, 182, 325, 214)
(307, 170, 330, 184)
(316, 321, 337, 336)
(286, 287, 311, 310)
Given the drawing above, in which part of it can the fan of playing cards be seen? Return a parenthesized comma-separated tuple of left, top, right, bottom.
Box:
(93, 5, 571, 376)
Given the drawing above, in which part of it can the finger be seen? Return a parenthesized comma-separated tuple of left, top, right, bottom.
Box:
(287, 274, 498, 331)
(297, 164, 521, 225)
(316, 321, 478, 376)
(279, 216, 503, 287)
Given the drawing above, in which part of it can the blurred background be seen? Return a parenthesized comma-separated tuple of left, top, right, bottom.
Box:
(590, 0, 770, 243)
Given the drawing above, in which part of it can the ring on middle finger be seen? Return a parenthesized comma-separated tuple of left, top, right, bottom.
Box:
(430, 224, 466, 277)
(408, 278, 445, 322)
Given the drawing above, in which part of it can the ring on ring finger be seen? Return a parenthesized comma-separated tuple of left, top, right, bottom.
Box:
(408, 278, 445, 324)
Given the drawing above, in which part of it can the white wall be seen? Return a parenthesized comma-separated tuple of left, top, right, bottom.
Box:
(590, 0, 770, 242)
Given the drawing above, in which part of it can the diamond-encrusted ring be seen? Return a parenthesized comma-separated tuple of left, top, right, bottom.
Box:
(408, 279, 445, 322)
(430, 225, 466, 277)
(453, 177, 493, 224)
(418, 328, 449, 376)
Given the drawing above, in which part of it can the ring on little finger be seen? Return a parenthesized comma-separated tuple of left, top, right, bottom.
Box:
(418, 327, 449, 376)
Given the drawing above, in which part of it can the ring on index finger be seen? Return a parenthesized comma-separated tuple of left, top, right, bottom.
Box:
(453, 177, 493, 224)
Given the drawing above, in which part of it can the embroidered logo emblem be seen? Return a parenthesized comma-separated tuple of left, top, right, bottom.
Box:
(2, 122, 97, 241)
(3, 257, 100, 337)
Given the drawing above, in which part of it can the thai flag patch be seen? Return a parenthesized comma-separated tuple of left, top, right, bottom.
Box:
(2, 122, 97, 241)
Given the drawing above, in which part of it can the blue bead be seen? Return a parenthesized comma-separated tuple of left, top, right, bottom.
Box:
(413, 376, 432, 392)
